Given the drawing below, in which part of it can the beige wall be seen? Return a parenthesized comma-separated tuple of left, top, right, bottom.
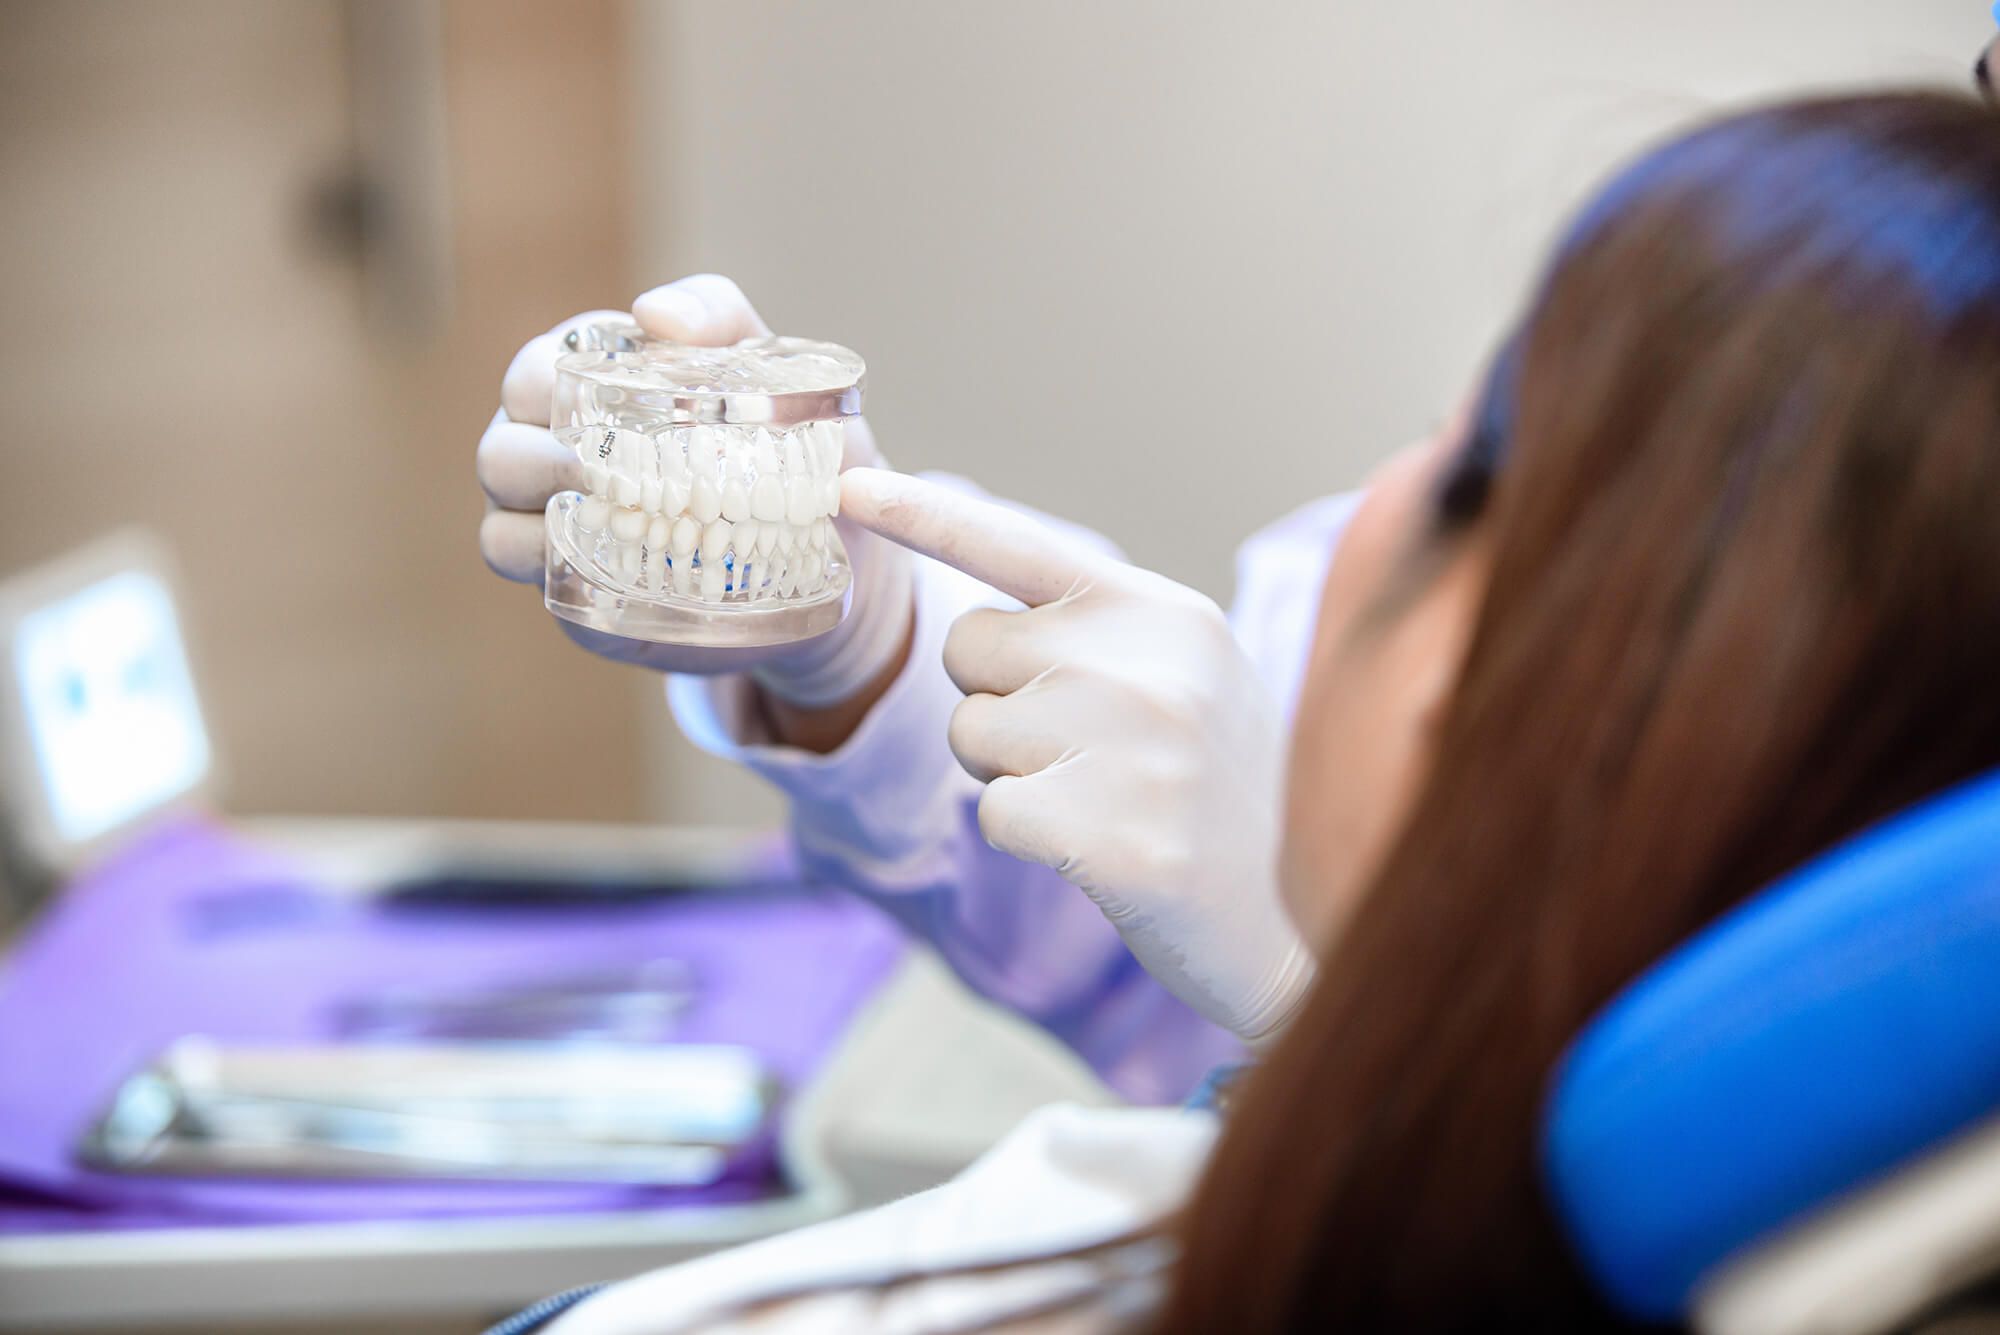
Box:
(3, 5, 1986, 830)
(0, 0, 651, 823)
(628, 0, 1988, 824)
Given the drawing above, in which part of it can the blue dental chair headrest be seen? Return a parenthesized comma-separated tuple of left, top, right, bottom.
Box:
(1542, 767, 2000, 1322)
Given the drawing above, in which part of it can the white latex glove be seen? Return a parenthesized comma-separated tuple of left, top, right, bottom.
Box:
(841, 468, 1314, 1044)
(476, 274, 913, 706)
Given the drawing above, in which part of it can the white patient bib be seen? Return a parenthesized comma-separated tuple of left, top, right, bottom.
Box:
(548, 1103, 1219, 1335)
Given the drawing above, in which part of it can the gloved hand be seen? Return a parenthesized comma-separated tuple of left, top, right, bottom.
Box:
(840, 467, 1314, 1044)
(476, 274, 913, 707)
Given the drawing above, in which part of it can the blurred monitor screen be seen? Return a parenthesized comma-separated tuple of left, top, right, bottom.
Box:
(1, 537, 211, 876)
(15, 571, 209, 843)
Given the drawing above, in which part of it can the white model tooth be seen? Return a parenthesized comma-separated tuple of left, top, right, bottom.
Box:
(721, 478, 750, 523)
(805, 420, 831, 476)
(660, 472, 688, 517)
(577, 496, 610, 532)
(670, 515, 699, 561)
(579, 427, 609, 493)
(699, 561, 726, 601)
(609, 429, 646, 507)
(752, 428, 780, 475)
(754, 520, 778, 555)
(642, 431, 664, 480)
(641, 475, 664, 513)
(777, 521, 798, 553)
(796, 421, 819, 477)
(669, 516, 698, 597)
(731, 521, 760, 597)
(699, 518, 731, 566)
(580, 425, 614, 493)
(751, 475, 785, 523)
(644, 547, 665, 593)
(658, 429, 689, 486)
(798, 550, 822, 592)
(783, 430, 808, 478)
(822, 420, 847, 475)
(600, 447, 632, 511)
(816, 516, 834, 552)
(689, 425, 721, 481)
(617, 542, 643, 584)
(785, 476, 816, 526)
(820, 475, 840, 517)
(690, 473, 722, 523)
(609, 506, 648, 542)
(646, 515, 670, 552)
(775, 553, 798, 598)
(610, 425, 642, 468)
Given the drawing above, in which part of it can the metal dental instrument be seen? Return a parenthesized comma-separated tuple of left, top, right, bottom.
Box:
(79, 1038, 776, 1185)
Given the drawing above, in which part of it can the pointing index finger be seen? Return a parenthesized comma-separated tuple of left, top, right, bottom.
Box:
(839, 469, 1098, 608)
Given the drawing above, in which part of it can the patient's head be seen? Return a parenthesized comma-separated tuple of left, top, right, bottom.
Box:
(1176, 92, 2000, 1330)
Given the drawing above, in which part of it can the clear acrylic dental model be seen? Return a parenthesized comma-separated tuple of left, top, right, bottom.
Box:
(544, 322, 861, 648)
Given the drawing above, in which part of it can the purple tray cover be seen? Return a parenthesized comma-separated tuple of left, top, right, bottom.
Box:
(0, 820, 903, 1234)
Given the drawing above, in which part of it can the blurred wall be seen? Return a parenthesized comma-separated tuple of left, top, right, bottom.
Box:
(629, 0, 1987, 825)
(2, 4, 1986, 832)
(0, 0, 656, 823)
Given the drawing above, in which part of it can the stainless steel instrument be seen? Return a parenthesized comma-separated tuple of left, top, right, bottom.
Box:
(79, 1037, 777, 1185)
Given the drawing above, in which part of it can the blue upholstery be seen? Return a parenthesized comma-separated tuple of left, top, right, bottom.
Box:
(1542, 768, 2000, 1320)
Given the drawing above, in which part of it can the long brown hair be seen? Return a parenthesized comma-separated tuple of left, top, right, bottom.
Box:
(1164, 93, 2000, 1330)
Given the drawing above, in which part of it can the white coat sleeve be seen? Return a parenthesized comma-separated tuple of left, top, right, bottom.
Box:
(667, 477, 1360, 1104)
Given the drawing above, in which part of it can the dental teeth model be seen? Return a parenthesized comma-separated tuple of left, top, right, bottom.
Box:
(543, 324, 862, 648)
